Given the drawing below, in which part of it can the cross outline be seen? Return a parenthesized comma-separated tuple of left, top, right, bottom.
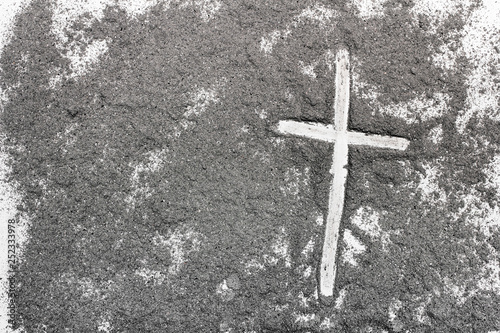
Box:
(275, 47, 410, 300)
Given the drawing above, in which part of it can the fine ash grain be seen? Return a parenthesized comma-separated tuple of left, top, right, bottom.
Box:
(1, 0, 499, 332)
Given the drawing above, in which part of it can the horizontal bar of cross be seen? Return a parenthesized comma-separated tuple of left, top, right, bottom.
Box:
(277, 120, 409, 151)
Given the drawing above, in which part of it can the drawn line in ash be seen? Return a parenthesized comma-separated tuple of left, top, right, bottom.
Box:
(275, 47, 409, 302)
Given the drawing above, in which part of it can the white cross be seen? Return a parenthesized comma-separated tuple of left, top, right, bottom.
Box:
(276, 48, 410, 300)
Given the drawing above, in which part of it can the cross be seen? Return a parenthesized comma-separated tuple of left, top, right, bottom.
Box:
(275, 47, 410, 300)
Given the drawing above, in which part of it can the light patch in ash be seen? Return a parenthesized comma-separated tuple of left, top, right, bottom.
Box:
(377, 92, 450, 124)
(350, 206, 392, 251)
(319, 317, 333, 329)
(0, 0, 32, 55)
(411, 0, 474, 33)
(297, 290, 317, 308)
(335, 287, 348, 310)
(388, 299, 404, 331)
(216, 279, 235, 302)
(437, 154, 500, 301)
(49, 0, 223, 84)
(183, 86, 221, 118)
(243, 258, 265, 274)
(315, 213, 324, 226)
(416, 160, 447, 204)
(350, 207, 381, 238)
(413, 294, 432, 325)
(293, 312, 317, 328)
(452, 154, 500, 238)
(135, 225, 204, 283)
(485, 154, 500, 196)
(135, 266, 166, 286)
(55, 271, 115, 301)
(50, 0, 111, 82)
(412, 0, 500, 132)
(301, 238, 315, 259)
(178, 0, 222, 22)
(49, 0, 167, 82)
(116, 0, 164, 17)
(458, 192, 500, 238)
(260, 30, 282, 55)
(403, 151, 500, 301)
(173, 83, 224, 138)
(125, 149, 168, 211)
(260, 4, 338, 54)
(412, 0, 500, 133)
(54, 123, 79, 154)
(216, 275, 241, 303)
(299, 60, 318, 79)
(267, 226, 292, 268)
(351, 1, 499, 133)
(477, 261, 500, 295)
(97, 316, 113, 333)
(297, 237, 316, 278)
(428, 124, 443, 145)
(441, 241, 500, 304)
(301, 265, 313, 278)
(62, 39, 109, 80)
(151, 226, 203, 276)
(292, 48, 338, 82)
(133, 226, 204, 287)
(349, 0, 386, 19)
(297, 5, 338, 25)
(244, 228, 320, 276)
(341, 229, 366, 266)
(352, 67, 451, 124)
(255, 108, 268, 120)
(457, 0, 500, 132)
(280, 166, 310, 200)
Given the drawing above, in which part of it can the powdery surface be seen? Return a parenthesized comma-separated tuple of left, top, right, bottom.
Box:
(260, 4, 338, 54)
(0, 0, 500, 332)
(0, 1, 33, 332)
(349, 0, 385, 19)
(352, 61, 452, 124)
(49, 0, 222, 84)
(340, 229, 366, 266)
(0, 142, 21, 332)
(458, 0, 500, 132)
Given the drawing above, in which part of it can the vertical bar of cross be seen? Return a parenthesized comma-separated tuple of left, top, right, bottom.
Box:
(319, 47, 350, 300)
(334, 48, 350, 132)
